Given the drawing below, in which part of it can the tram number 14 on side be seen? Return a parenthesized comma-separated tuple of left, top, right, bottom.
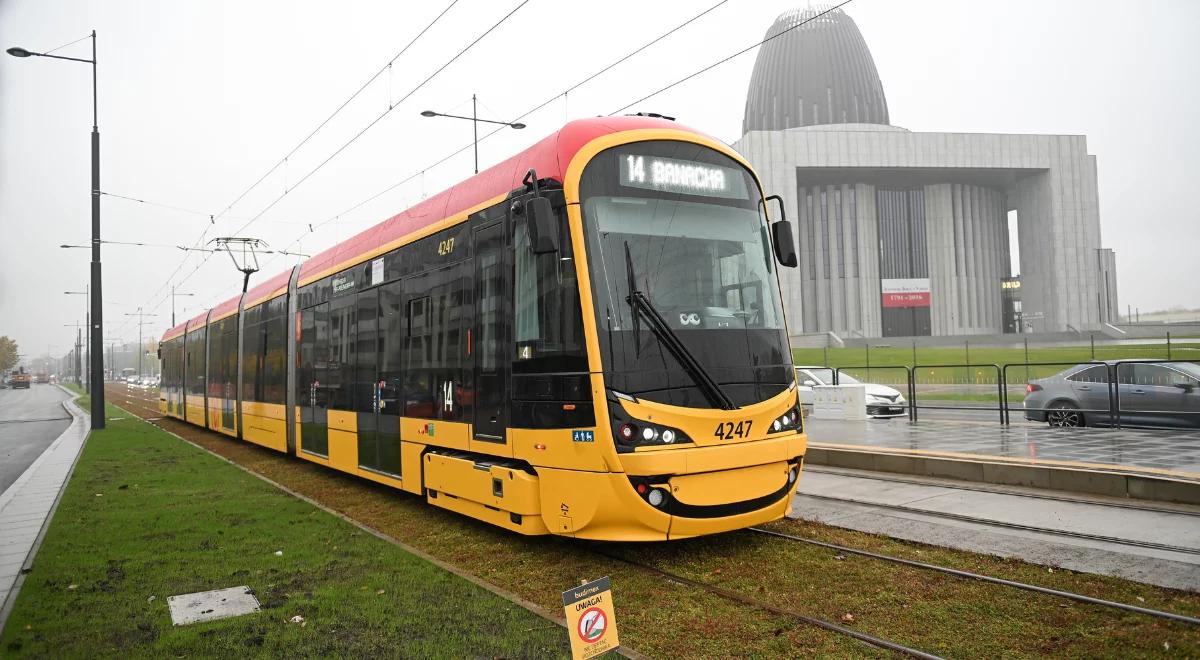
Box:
(713, 420, 752, 440)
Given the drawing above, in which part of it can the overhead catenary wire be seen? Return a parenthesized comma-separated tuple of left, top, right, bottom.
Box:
(262, 0, 738, 265)
(210, 0, 464, 227)
(100, 191, 226, 221)
(116, 0, 474, 334)
(225, 0, 531, 239)
(165, 0, 532, 322)
(137, 0, 740, 331)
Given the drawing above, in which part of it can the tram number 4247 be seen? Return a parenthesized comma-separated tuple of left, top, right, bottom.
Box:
(713, 420, 752, 440)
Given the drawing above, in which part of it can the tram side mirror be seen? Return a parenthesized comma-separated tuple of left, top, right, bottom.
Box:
(526, 196, 559, 254)
(771, 221, 797, 268)
(765, 194, 797, 268)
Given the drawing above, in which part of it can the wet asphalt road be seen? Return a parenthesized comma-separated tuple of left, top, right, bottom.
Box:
(0, 384, 71, 496)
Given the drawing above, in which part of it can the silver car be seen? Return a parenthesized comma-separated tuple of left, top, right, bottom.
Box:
(1024, 360, 1200, 428)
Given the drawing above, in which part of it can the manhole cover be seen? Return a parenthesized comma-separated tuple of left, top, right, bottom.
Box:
(167, 586, 260, 625)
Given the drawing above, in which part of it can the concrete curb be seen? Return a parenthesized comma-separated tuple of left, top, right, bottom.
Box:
(0, 387, 91, 631)
(806, 446, 1200, 505)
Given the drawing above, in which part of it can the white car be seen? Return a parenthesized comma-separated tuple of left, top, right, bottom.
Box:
(795, 366, 908, 418)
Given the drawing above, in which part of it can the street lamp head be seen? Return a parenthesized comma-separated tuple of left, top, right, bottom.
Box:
(420, 110, 438, 117)
(510, 122, 526, 130)
(7, 47, 33, 58)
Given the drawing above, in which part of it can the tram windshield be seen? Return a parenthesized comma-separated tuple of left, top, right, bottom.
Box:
(579, 141, 793, 408)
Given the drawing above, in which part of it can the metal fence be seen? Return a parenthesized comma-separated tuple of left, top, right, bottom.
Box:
(799, 359, 1200, 427)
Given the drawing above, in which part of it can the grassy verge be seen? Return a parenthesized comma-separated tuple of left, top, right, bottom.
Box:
(0, 401, 569, 657)
(126, 398, 1200, 657)
(795, 341, 1200, 384)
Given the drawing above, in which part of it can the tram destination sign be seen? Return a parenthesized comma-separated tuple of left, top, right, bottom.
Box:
(620, 154, 747, 199)
(562, 576, 620, 660)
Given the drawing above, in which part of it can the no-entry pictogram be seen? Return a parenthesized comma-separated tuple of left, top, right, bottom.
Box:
(563, 577, 620, 660)
(577, 606, 607, 643)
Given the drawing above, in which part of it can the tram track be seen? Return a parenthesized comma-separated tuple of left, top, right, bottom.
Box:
(792, 490, 1200, 556)
(747, 527, 1200, 627)
(106, 385, 1200, 653)
(804, 466, 1200, 518)
(592, 547, 945, 659)
(108, 386, 939, 656)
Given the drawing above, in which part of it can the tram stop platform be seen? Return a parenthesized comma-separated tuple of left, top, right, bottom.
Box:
(804, 417, 1200, 505)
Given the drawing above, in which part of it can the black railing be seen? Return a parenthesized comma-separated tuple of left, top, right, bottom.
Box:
(910, 363, 1005, 424)
(831, 366, 915, 421)
(802, 359, 1200, 428)
(1000, 360, 1111, 426)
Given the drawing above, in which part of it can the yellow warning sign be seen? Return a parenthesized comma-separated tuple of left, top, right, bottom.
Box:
(563, 576, 620, 660)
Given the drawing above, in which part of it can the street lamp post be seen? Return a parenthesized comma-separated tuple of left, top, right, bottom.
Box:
(124, 308, 157, 378)
(62, 322, 84, 386)
(10, 32, 105, 429)
(420, 95, 525, 174)
(65, 288, 89, 392)
(171, 285, 194, 327)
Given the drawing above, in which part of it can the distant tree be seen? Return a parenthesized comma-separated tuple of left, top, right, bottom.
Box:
(0, 336, 17, 373)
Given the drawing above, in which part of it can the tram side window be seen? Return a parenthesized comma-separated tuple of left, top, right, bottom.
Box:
(167, 341, 179, 390)
(328, 294, 356, 411)
(186, 327, 206, 397)
(262, 297, 287, 405)
(165, 340, 180, 391)
(207, 317, 236, 402)
(161, 340, 174, 390)
(207, 320, 222, 398)
(242, 305, 263, 403)
(403, 265, 467, 420)
(512, 213, 587, 374)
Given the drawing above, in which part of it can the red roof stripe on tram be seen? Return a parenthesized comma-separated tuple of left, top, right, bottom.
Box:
(161, 115, 700, 342)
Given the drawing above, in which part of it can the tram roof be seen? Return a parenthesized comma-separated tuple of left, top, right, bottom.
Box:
(164, 115, 705, 341)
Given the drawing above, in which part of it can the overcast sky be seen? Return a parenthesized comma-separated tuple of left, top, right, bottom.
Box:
(2, 0, 1197, 362)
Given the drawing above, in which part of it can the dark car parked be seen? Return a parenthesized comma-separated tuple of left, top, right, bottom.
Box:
(1024, 360, 1200, 428)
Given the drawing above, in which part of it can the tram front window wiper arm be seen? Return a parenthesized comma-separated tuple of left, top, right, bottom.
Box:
(623, 241, 738, 411)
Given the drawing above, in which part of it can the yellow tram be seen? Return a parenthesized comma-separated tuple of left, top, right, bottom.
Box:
(160, 116, 806, 541)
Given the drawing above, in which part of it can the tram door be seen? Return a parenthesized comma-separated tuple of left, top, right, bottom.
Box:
(298, 302, 330, 456)
(356, 282, 403, 475)
(473, 222, 508, 442)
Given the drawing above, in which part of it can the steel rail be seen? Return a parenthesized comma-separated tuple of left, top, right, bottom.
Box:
(594, 549, 945, 659)
(749, 527, 1200, 627)
(794, 491, 1200, 555)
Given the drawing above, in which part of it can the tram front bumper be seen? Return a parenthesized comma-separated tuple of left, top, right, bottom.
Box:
(537, 433, 805, 541)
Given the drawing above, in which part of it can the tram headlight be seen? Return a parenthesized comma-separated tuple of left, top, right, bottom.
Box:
(611, 416, 690, 448)
(771, 403, 804, 433)
(647, 488, 667, 507)
(609, 394, 693, 449)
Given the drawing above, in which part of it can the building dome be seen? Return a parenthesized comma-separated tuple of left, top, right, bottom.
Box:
(742, 6, 889, 133)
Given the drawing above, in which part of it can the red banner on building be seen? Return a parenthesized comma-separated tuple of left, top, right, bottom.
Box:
(881, 279, 931, 308)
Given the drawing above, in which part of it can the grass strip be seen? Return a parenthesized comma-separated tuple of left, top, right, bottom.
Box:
(107, 387, 1200, 657)
(0, 400, 570, 658)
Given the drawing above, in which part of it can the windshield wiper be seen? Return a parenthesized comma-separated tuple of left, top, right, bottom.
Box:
(623, 242, 737, 410)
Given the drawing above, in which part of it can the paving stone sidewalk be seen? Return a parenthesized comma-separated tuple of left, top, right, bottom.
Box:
(0, 388, 90, 627)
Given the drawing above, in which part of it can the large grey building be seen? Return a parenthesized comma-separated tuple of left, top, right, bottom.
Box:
(734, 6, 1119, 338)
